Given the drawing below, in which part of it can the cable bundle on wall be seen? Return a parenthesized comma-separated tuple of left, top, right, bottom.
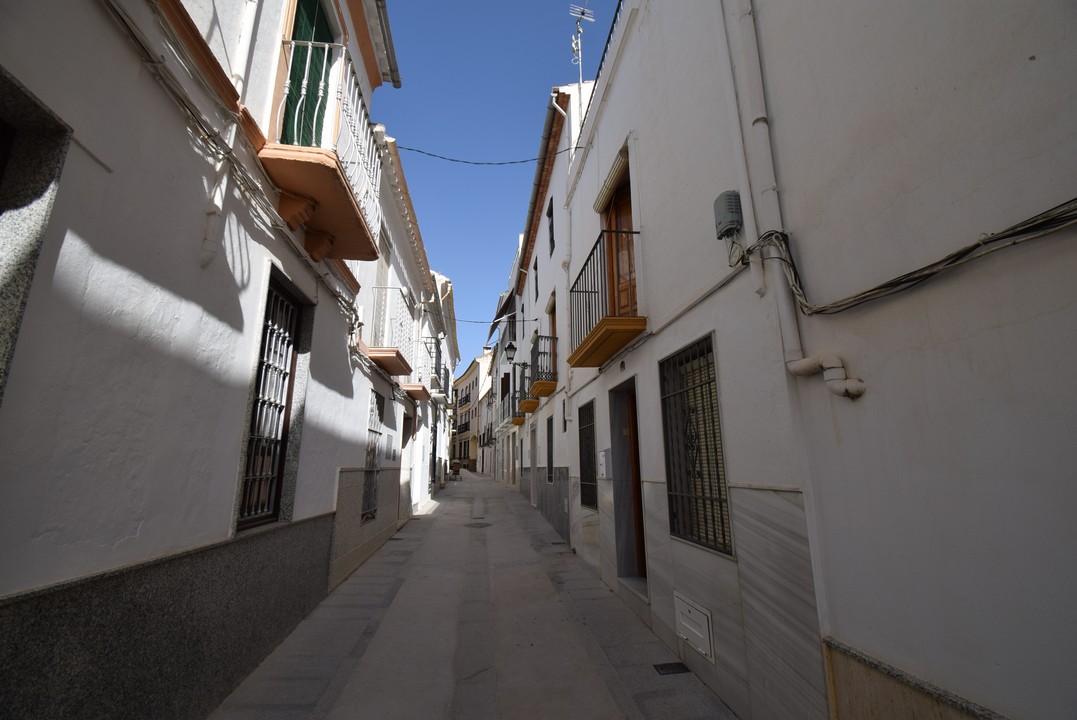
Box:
(747, 196, 1077, 316)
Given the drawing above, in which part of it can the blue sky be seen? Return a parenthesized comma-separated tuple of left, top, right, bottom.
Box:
(372, 1, 615, 376)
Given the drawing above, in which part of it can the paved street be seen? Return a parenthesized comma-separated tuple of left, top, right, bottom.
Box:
(207, 470, 735, 719)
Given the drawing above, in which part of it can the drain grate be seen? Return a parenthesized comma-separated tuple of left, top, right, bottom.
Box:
(464, 522, 492, 528)
(653, 662, 691, 675)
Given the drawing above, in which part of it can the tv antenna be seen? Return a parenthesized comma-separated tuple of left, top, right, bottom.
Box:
(569, 5, 595, 123)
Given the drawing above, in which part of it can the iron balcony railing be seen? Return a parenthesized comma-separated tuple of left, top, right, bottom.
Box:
(530, 335, 557, 387)
(570, 229, 641, 351)
(498, 393, 523, 426)
(276, 39, 382, 239)
(518, 369, 536, 410)
(457, 419, 471, 433)
(367, 287, 415, 366)
(459, 391, 472, 407)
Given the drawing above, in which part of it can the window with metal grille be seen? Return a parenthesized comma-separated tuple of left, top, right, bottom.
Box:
(579, 401, 597, 510)
(238, 281, 301, 530)
(546, 416, 554, 484)
(660, 336, 732, 554)
(363, 390, 386, 523)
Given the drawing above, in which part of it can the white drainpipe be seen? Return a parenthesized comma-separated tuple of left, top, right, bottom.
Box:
(722, 0, 864, 399)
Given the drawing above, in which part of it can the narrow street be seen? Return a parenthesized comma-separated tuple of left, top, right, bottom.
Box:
(207, 471, 734, 720)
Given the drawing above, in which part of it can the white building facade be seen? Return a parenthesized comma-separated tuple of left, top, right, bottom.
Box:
(500, 2, 1077, 719)
(0, 0, 455, 717)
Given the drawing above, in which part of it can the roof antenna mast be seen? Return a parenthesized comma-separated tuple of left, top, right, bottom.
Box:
(569, 4, 595, 125)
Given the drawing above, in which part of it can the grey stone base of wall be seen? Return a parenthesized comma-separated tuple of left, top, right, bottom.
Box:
(534, 466, 570, 543)
(329, 468, 401, 590)
(520, 467, 532, 501)
(0, 514, 334, 720)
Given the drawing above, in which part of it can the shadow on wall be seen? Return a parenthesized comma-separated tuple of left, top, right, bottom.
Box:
(308, 305, 356, 400)
(0, 65, 72, 408)
(42, 88, 255, 333)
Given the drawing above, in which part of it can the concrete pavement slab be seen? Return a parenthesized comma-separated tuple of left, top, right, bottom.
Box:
(207, 470, 735, 720)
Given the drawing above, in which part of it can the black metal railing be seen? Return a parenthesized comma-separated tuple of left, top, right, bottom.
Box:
(457, 419, 470, 433)
(570, 229, 640, 351)
(518, 369, 536, 409)
(530, 335, 557, 387)
(459, 391, 472, 407)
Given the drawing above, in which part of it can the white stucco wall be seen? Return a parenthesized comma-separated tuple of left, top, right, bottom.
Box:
(753, 3, 1077, 716)
(0, 0, 424, 598)
(0, 0, 263, 595)
(539, 1, 1077, 716)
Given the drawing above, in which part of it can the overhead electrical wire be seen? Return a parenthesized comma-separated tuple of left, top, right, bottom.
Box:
(396, 145, 584, 166)
(733, 197, 1077, 316)
(428, 311, 539, 326)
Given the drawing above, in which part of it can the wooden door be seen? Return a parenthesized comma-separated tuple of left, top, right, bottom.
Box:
(626, 387, 646, 577)
(604, 183, 636, 317)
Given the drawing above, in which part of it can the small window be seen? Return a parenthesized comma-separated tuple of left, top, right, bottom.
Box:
(547, 197, 555, 255)
(579, 401, 597, 510)
(534, 257, 539, 301)
(660, 336, 732, 554)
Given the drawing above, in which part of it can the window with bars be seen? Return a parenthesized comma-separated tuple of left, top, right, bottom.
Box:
(659, 336, 732, 554)
(238, 281, 301, 530)
(362, 390, 386, 523)
(546, 416, 554, 484)
(579, 401, 598, 510)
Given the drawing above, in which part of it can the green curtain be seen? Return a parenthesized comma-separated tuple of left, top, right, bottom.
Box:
(281, 0, 333, 146)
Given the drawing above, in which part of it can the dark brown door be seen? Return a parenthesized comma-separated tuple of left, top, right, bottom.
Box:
(625, 388, 646, 577)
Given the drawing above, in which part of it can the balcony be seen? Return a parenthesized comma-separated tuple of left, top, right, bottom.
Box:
(458, 391, 472, 408)
(457, 420, 471, 434)
(567, 230, 647, 368)
(401, 338, 439, 401)
(518, 369, 538, 414)
(364, 287, 414, 376)
(529, 335, 558, 397)
(500, 393, 524, 427)
(259, 40, 383, 263)
(511, 393, 527, 425)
